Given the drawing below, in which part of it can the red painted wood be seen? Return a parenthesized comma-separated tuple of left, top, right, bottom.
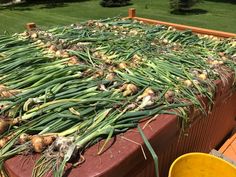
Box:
(26, 23, 36, 31)
(128, 8, 136, 18)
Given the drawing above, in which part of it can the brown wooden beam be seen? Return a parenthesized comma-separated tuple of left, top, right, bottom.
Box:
(26, 23, 36, 31)
(127, 8, 236, 38)
(128, 8, 136, 18)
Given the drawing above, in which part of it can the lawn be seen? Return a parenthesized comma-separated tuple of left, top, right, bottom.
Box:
(0, 0, 235, 34)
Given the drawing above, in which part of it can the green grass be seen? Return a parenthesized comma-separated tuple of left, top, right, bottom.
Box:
(0, 0, 235, 34)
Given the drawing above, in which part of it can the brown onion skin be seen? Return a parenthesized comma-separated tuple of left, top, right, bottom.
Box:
(18, 133, 31, 144)
(0, 119, 9, 134)
(43, 135, 56, 146)
(31, 136, 45, 153)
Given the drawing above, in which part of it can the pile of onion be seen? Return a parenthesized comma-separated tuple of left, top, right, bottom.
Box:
(119, 84, 138, 96)
(164, 90, 175, 103)
(31, 135, 56, 153)
(0, 119, 17, 134)
(136, 87, 155, 101)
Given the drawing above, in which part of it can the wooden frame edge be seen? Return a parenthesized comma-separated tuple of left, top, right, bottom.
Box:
(127, 8, 236, 38)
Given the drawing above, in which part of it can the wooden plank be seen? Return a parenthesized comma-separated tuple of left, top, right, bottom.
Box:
(127, 8, 236, 38)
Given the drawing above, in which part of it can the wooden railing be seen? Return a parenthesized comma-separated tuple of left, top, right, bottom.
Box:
(127, 8, 236, 38)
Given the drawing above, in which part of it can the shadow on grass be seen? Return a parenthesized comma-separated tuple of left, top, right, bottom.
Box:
(100, 2, 133, 8)
(0, 0, 90, 11)
(171, 9, 208, 15)
(205, 0, 236, 4)
(39, 2, 67, 9)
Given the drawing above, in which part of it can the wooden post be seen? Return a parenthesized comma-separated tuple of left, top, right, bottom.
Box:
(26, 23, 36, 31)
(128, 8, 136, 18)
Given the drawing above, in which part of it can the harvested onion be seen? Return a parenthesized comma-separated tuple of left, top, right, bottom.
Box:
(31, 135, 45, 153)
(184, 80, 192, 87)
(198, 73, 207, 80)
(118, 62, 127, 69)
(43, 135, 56, 146)
(123, 84, 138, 96)
(164, 90, 175, 103)
(0, 119, 9, 134)
(19, 133, 31, 144)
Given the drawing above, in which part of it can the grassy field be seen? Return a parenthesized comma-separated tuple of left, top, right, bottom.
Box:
(0, 0, 235, 34)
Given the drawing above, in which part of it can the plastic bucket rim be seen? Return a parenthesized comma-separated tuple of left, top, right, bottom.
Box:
(168, 152, 236, 177)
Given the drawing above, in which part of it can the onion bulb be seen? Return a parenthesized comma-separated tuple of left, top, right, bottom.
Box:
(211, 60, 219, 65)
(30, 33, 38, 39)
(19, 133, 31, 144)
(218, 52, 225, 57)
(118, 62, 127, 69)
(43, 135, 56, 146)
(119, 84, 128, 92)
(164, 90, 175, 103)
(0, 138, 7, 148)
(0, 119, 9, 134)
(31, 135, 45, 153)
(68, 56, 79, 65)
(0, 133, 15, 148)
(222, 56, 227, 61)
(163, 39, 169, 44)
(184, 80, 192, 87)
(48, 45, 57, 53)
(123, 84, 138, 96)
(106, 73, 115, 81)
(143, 88, 155, 96)
(198, 73, 207, 81)
(55, 50, 63, 57)
(62, 51, 69, 58)
(137, 87, 155, 101)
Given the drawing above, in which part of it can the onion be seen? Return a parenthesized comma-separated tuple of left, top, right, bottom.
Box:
(211, 60, 219, 65)
(198, 73, 207, 81)
(62, 51, 69, 58)
(163, 39, 169, 44)
(0, 119, 9, 134)
(119, 84, 128, 92)
(68, 56, 79, 65)
(55, 50, 63, 57)
(0, 84, 6, 91)
(118, 62, 127, 69)
(108, 66, 116, 72)
(1, 90, 19, 98)
(93, 70, 104, 78)
(30, 33, 38, 39)
(0, 138, 7, 148)
(48, 45, 57, 53)
(127, 84, 138, 92)
(106, 73, 116, 81)
(104, 58, 111, 64)
(0, 133, 15, 148)
(132, 54, 141, 61)
(129, 29, 138, 35)
(184, 80, 192, 87)
(123, 84, 138, 96)
(143, 88, 155, 96)
(137, 88, 155, 101)
(43, 135, 56, 146)
(218, 52, 225, 57)
(164, 90, 175, 103)
(21, 31, 29, 37)
(19, 133, 31, 144)
(31, 135, 45, 153)
(222, 56, 227, 60)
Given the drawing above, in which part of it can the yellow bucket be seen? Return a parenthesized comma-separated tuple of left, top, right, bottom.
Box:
(168, 153, 236, 177)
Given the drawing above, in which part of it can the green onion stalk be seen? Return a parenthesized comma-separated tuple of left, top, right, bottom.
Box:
(0, 18, 235, 177)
